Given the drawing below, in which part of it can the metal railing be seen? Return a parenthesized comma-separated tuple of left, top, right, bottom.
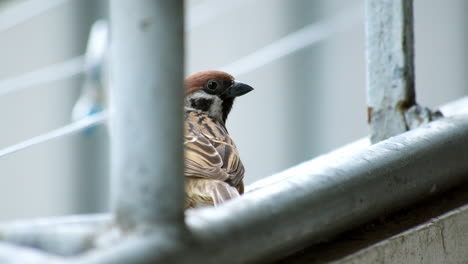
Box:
(366, 0, 441, 143)
(0, 0, 467, 263)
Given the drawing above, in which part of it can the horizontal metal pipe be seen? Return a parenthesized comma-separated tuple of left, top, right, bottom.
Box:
(2, 98, 468, 263)
(78, 112, 468, 263)
(0, 242, 64, 264)
(6, 97, 465, 261)
(190, 114, 468, 263)
(0, 214, 110, 256)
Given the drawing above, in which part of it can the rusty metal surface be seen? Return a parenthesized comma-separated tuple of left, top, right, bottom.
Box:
(365, 0, 441, 143)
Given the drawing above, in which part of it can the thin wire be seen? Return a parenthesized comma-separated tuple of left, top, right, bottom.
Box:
(186, 0, 251, 32)
(0, 0, 233, 96)
(0, 3, 362, 158)
(0, 4, 362, 97)
(0, 0, 71, 33)
(0, 56, 85, 96)
(221, 5, 364, 76)
(0, 111, 107, 158)
(0, 0, 225, 96)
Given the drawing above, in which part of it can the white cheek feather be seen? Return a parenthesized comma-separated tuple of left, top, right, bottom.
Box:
(185, 90, 224, 121)
(210, 97, 223, 120)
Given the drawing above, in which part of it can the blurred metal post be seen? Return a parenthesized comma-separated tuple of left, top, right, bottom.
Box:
(365, 0, 440, 143)
(109, 0, 185, 231)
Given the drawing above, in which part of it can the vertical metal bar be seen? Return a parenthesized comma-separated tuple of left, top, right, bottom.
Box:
(109, 0, 185, 231)
(366, 0, 442, 144)
(366, 0, 444, 144)
(365, 0, 416, 143)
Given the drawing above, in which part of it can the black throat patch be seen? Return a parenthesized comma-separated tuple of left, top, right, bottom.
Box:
(221, 97, 234, 124)
(190, 98, 213, 112)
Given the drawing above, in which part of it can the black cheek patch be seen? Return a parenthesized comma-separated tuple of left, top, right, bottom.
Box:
(191, 98, 213, 112)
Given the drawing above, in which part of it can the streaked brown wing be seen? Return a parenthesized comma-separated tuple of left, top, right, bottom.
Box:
(184, 111, 245, 193)
(213, 140, 245, 191)
(184, 131, 230, 182)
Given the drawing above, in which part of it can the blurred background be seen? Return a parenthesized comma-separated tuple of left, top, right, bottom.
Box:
(0, 0, 465, 220)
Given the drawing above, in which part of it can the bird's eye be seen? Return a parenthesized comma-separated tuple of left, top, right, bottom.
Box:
(206, 81, 218, 90)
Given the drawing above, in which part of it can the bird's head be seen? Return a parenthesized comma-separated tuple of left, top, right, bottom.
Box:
(184, 70, 253, 124)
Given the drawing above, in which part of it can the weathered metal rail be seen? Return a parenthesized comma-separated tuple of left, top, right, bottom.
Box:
(366, 0, 441, 143)
(2, 98, 468, 263)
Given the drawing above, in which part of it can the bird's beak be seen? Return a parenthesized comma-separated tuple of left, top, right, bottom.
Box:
(224, 81, 254, 98)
